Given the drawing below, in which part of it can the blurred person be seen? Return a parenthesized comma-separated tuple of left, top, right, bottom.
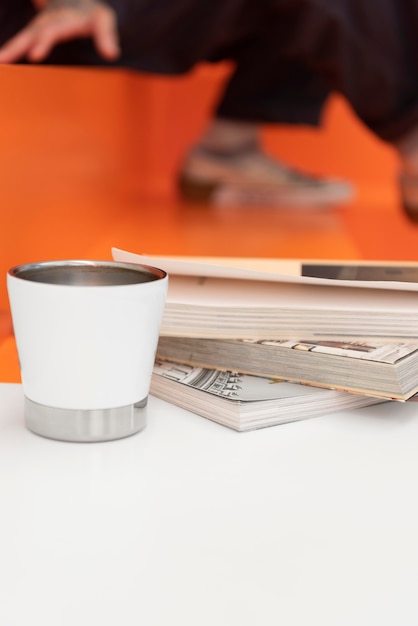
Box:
(1, 0, 418, 216)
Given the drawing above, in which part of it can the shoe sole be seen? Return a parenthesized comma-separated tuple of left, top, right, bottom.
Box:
(178, 174, 354, 207)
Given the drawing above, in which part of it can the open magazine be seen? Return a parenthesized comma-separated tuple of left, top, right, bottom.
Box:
(150, 360, 384, 432)
(112, 248, 418, 343)
(112, 249, 418, 290)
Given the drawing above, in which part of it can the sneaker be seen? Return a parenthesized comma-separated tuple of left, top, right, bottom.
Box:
(178, 146, 355, 207)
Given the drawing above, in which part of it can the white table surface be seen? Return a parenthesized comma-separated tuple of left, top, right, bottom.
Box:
(1, 383, 418, 626)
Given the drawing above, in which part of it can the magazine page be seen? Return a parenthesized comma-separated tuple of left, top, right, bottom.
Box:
(113, 248, 302, 282)
(152, 360, 338, 402)
(140, 271, 418, 311)
(112, 247, 418, 292)
(245, 339, 418, 364)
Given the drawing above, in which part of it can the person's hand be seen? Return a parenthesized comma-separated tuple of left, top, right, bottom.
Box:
(0, 0, 120, 64)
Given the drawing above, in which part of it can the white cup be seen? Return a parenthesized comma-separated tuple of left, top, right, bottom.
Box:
(7, 260, 168, 442)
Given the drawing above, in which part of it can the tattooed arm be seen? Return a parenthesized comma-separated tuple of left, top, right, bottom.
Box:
(0, 0, 120, 63)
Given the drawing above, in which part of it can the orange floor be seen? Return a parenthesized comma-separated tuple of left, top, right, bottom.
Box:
(1, 63, 418, 380)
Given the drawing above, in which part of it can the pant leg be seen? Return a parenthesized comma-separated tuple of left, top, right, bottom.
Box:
(232, 0, 418, 143)
(215, 0, 418, 142)
(215, 52, 331, 127)
(295, 0, 418, 142)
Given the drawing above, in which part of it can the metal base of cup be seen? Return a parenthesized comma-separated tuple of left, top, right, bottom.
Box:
(24, 396, 148, 442)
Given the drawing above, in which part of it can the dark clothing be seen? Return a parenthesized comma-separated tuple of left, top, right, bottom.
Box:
(1, 0, 418, 142)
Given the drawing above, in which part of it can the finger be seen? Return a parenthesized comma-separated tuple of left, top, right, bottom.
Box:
(27, 16, 91, 61)
(0, 28, 36, 63)
(92, 6, 120, 60)
(27, 30, 61, 61)
(0, 13, 86, 64)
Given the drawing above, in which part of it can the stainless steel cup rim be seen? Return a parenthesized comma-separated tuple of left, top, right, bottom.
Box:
(8, 260, 167, 287)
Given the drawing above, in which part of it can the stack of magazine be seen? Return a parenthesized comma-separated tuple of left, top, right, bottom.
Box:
(150, 360, 383, 432)
(113, 248, 418, 431)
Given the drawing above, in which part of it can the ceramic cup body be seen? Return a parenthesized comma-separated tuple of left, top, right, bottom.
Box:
(7, 260, 168, 442)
